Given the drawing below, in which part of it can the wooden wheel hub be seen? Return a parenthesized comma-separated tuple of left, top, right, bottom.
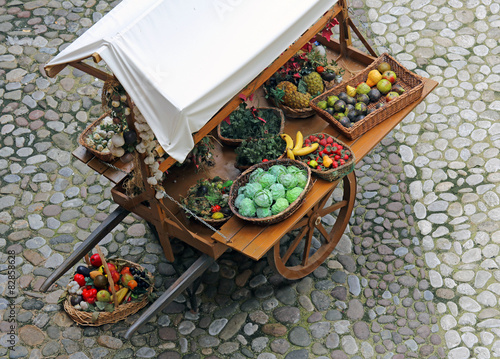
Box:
(314, 216, 322, 226)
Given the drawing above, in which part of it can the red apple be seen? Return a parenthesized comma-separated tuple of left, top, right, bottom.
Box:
(386, 92, 399, 102)
(382, 71, 397, 84)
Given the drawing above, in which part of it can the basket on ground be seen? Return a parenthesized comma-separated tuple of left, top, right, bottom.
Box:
(63, 258, 153, 326)
(229, 159, 313, 225)
(310, 53, 424, 140)
(78, 112, 116, 162)
(296, 134, 356, 182)
(217, 107, 285, 146)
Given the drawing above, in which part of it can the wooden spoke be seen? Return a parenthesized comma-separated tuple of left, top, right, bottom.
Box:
(282, 226, 308, 264)
(268, 172, 357, 279)
(316, 222, 332, 243)
(301, 228, 314, 267)
(318, 200, 348, 217)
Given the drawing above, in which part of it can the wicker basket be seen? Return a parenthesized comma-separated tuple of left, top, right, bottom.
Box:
(229, 159, 313, 225)
(63, 258, 153, 326)
(310, 53, 424, 140)
(296, 134, 356, 182)
(78, 112, 116, 162)
(217, 107, 286, 146)
(181, 179, 232, 227)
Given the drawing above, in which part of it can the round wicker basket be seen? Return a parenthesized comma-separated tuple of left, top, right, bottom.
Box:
(63, 259, 153, 326)
(78, 112, 116, 163)
(295, 134, 356, 183)
(181, 179, 232, 228)
(229, 159, 313, 225)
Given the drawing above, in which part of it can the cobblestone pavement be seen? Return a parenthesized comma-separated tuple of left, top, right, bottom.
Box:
(0, 0, 499, 358)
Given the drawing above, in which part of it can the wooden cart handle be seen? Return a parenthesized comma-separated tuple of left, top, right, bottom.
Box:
(95, 245, 119, 307)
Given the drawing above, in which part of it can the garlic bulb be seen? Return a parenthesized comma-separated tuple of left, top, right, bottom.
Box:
(147, 177, 157, 185)
(110, 146, 125, 157)
(111, 133, 125, 147)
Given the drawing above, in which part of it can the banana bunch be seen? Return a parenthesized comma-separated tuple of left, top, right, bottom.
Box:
(280, 131, 318, 160)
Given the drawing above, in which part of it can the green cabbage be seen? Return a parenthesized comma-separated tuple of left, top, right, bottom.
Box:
(278, 173, 298, 189)
(287, 166, 302, 174)
(286, 187, 304, 204)
(238, 186, 246, 196)
(268, 165, 287, 178)
(256, 207, 272, 218)
(294, 172, 308, 188)
(234, 193, 246, 208)
(239, 198, 256, 217)
(254, 189, 273, 208)
(243, 182, 262, 199)
(271, 198, 289, 215)
(259, 173, 276, 189)
(269, 183, 285, 200)
(249, 168, 265, 183)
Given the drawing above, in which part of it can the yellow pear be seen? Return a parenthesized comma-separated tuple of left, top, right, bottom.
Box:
(346, 85, 357, 98)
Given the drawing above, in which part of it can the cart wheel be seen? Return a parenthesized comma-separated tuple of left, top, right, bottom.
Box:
(267, 172, 356, 280)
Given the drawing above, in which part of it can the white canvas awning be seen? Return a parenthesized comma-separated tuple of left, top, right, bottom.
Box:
(48, 0, 336, 162)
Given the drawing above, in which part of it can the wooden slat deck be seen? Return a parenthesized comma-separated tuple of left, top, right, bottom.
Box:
(72, 145, 133, 184)
(212, 77, 438, 261)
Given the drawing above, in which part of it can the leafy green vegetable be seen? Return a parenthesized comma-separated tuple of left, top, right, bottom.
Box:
(254, 190, 273, 208)
(235, 135, 286, 167)
(249, 168, 265, 183)
(239, 198, 256, 217)
(286, 187, 304, 204)
(259, 173, 276, 189)
(278, 173, 298, 189)
(234, 193, 246, 208)
(295, 172, 308, 188)
(268, 165, 287, 178)
(256, 207, 272, 218)
(243, 183, 263, 199)
(269, 183, 286, 200)
(272, 198, 289, 215)
(220, 103, 282, 140)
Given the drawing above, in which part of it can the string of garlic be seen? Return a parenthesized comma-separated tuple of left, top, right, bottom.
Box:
(133, 107, 167, 199)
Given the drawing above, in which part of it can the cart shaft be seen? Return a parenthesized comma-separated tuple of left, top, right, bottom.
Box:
(124, 253, 215, 339)
(39, 206, 130, 292)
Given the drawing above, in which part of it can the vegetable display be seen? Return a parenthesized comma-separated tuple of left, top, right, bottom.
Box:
(235, 135, 286, 168)
(234, 165, 308, 219)
(181, 177, 233, 222)
(220, 103, 282, 140)
(61, 255, 152, 313)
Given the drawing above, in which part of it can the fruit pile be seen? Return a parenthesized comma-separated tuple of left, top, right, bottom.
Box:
(316, 61, 404, 128)
(266, 52, 326, 109)
(283, 132, 353, 171)
(182, 177, 233, 221)
(63, 255, 152, 312)
(234, 164, 308, 218)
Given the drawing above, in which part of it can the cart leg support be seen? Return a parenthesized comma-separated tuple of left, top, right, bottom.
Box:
(124, 253, 215, 339)
(40, 206, 130, 292)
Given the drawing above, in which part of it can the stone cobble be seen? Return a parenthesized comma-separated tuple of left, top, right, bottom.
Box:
(0, 0, 499, 358)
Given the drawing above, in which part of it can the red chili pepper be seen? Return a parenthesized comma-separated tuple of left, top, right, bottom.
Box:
(211, 205, 221, 213)
(90, 253, 102, 268)
(74, 274, 86, 287)
(82, 288, 97, 304)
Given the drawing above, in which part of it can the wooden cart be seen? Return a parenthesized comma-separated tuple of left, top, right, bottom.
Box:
(40, 0, 437, 338)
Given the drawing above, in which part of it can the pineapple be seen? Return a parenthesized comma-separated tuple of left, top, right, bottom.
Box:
(303, 71, 324, 96)
(276, 81, 312, 109)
